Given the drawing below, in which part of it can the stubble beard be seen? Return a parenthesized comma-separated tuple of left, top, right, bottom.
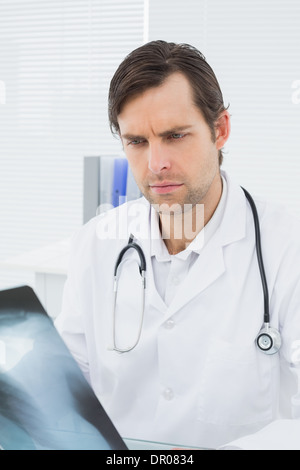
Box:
(142, 181, 211, 216)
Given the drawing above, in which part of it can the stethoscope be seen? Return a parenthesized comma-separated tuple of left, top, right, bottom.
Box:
(112, 188, 282, 355)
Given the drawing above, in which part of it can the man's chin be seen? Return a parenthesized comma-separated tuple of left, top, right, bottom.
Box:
(147, 198, 188, 216)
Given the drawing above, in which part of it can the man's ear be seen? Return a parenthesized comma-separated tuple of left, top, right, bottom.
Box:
(215, 110, 231, 150)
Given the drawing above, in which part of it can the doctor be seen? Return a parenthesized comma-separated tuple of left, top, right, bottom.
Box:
(55, 40, 300, 449)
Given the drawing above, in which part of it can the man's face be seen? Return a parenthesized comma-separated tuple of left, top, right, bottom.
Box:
(118, 72, 229, 211)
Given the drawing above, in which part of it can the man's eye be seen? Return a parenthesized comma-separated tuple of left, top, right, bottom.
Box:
(170, 133, 185, 140)
(128, 139, 145, 146)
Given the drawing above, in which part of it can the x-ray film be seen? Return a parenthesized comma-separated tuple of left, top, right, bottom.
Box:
(0, 286, 127, 450)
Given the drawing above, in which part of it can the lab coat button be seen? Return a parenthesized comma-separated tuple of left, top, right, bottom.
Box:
(164, 319, 175, 329)
(163, 388, 174, 401)
(172, 277, 180, 286)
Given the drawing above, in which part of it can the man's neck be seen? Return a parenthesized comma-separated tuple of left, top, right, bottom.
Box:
(159, 176, 223, 255)
(159, 204, 204, 254)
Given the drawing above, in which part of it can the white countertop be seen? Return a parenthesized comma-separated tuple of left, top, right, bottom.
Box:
(0, 238, 71, 276)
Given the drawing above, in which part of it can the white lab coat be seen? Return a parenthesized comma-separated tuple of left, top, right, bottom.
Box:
(55, 172, 300, 449)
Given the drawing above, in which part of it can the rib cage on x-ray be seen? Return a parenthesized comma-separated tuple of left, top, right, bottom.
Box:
(0, 286, 127, 451)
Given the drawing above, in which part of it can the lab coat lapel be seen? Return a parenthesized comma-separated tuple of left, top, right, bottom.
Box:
(128, 198, 168, 314)
(145, 252, 169, 313)
(166, 173, 247, 318)
(138, 236, 168, 314)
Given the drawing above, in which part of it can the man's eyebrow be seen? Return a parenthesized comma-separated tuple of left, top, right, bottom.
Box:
(121, 126, 193, 140)
(158, 126, 193, 137)
(121, 133, 146, 141)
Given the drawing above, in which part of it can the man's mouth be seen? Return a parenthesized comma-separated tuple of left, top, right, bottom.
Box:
(149, 182, 184, 194)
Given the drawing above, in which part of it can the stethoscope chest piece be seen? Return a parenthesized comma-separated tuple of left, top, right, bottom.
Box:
(256, 324, 282, 355)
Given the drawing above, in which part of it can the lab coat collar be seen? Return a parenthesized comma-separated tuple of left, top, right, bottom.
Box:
(164, 171, 247, 317)
(125, 171, 248, 317)
(128, 171, 247, 250)
(124, 197, 168, 314)
(150, 207, 170, 262)
(150, 173, 229, 261)
(219, 170, 247, 246)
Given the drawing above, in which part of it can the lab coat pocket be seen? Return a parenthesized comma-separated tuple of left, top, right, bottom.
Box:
(197, 338, 273, 425)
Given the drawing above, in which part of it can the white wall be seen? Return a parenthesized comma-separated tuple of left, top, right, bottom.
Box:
(1, 0, 300, 292)
(0, 0, 144, 289)
(148, 0, 300, 217)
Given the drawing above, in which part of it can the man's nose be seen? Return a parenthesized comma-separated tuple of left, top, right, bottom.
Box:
(148, 143, 171, 174)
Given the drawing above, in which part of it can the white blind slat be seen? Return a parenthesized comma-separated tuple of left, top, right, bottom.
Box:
(148, 0, 300, 218)
(0, 0, 145, 289)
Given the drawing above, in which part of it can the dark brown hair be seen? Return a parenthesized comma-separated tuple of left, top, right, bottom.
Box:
(108, 40, 229, 165)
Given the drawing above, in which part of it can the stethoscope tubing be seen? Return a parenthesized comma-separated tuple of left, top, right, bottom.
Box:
(112, 236, 146, 353)
(111, 188, 281, 354)
(241, 187, 270, 324)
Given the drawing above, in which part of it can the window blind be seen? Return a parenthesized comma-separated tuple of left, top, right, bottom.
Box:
(148, 0, 300, 217)
(0, 0, 145, 289)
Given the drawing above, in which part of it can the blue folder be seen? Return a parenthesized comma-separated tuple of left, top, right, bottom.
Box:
(111, 158, 128, 207)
